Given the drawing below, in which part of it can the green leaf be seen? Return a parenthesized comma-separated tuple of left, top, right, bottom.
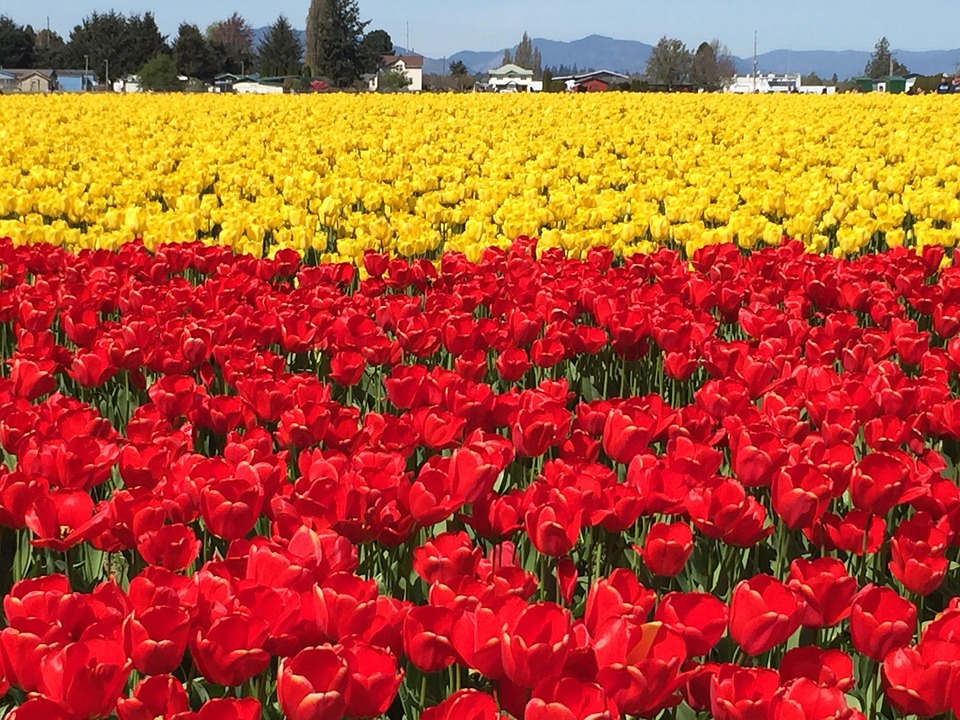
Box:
(12, 530, 32, 582)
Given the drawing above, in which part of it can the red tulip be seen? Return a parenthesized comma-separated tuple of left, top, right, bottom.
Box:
(889, 512, 950, 596)
(683, 661, 721, 712)
(511, 390, 571, 458)
(710, 665, 780, 720)
(654, 592, 728, 657)
(451, 597, 527, 681)
(136, 523, 200, 571)
(278, 645, 351, 720)
(602, 408, 654, 464)
(524, 489, 581, 557)
(787, 557, 858, 628)
(583, 569, 656, 636)
(769, 678, 865, 720)
(173, 697, 262, 720)
(413, 531, 482, 585)
(420, 690, 503, 720)
(594, 620, 688, 717)
(501, 602, 572, 688)
(779, 647, 854, 692)
(7, 698, 78, 720)
(339, 639, 403, 719)
(122, 605, 191, 675)
(313, 573, 379, 643)
(190, 611, 271, 687)
(772, 464, 833, 530)
(816, 510, 886, 556)
(730, 425, 787, 487)
(849, 585, 916, 662)
(850, 452, 910, 515)
(686, 479, 774, 548)
(883, 640, 960, 717)
(526, 677, 620, 720)
(496, 346, 531, 382)
(640, 522, 694, 577)
(200, 475, 264, 541)
(117, 675, 190, 720)
(39, 639, 131, 720)
(402, 605, 457, 673)
(9, 355, 57, 400)
(556, 556, 579, 605)
(729, 575, 804, 656)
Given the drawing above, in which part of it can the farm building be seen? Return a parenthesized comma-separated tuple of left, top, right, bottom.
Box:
(555, 70, 630, 92)
(486, 64, 542, 93)
(369, 55, 424, 92)
(852, 75, 917, 94)
(234, 78, 286, 95)
(727, 73, 802, 93)
(1, 68, 98, 93)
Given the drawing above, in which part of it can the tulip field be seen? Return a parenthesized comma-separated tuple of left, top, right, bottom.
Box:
(3, 92, 960, 720)
(3, 93, 960, 260)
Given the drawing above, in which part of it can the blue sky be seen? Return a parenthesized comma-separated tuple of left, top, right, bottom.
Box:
(7, 0, 960, 58)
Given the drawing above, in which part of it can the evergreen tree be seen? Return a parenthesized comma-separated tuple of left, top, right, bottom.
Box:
(126, 12, 168, 69)
(864, 37, 907, 78)
(67, 11, 165, 79)
(33, 29, 69, 69)
(173, 24, 217, 80)
(68, 11, 131, 81)
(0, 15, 36, 68)
(258, 15, 303, 76)
(305, 0, 369, 86)
(449, 59, 471, 91)
(511, 32, 542, 77)
(359, 29, 393, 73)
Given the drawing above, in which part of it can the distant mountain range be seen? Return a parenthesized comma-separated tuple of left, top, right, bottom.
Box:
(253, 29, 960, 79)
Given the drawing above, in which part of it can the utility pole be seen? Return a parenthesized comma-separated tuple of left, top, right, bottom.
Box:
(105, 59, 109, 90)
(752, 30, 757, 93)
(407, 21, 410, 52)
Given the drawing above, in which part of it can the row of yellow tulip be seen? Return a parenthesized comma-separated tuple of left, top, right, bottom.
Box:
(2, 93, 960, 260)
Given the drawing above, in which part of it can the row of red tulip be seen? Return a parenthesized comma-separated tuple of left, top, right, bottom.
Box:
(0, 236, 959, 719)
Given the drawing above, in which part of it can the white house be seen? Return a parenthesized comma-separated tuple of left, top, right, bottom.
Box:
(486, 64, 542, 93)
(727, 72, 801, 94)
(369, 55, 424, 92)
(234, 79, 285, 94)
(113, 75, 143, 93)
(798, 85, 837, 95)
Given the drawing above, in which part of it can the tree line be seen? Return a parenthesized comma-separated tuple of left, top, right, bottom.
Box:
(0, 0, 395, 90)
(1, 4, 914, 94)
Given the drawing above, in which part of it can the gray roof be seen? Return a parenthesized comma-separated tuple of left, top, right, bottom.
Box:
(489, 63, 534, 77)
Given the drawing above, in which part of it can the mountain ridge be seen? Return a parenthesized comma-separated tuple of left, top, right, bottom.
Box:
(252, 29, 960, 79)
